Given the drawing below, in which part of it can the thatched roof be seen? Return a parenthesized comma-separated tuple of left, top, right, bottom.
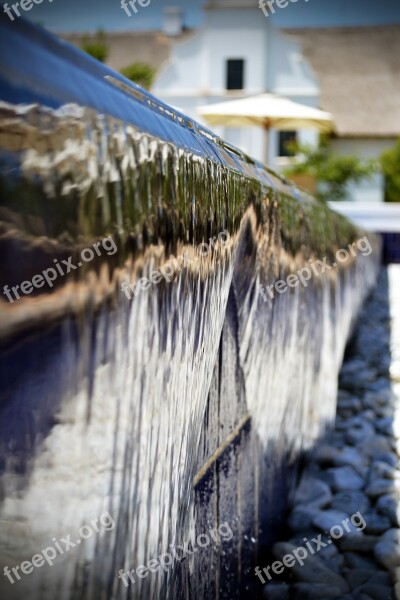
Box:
(62, 31, 188, 73)
(285, 25, 400, 138)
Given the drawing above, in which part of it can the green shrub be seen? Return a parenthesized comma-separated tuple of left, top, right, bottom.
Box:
(380, 139, 400, 203)
(81, 29, 109, 63)
(284, 139, 377, 202)
(120, 63, 155, 90)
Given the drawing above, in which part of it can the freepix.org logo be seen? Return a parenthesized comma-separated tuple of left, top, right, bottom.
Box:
(3, 512, 115, 585)
(259, 0, 309, 19)
(118, 522, 233, 587)
(255, 511, 366, 583)
(121, 0, 150, 17)
(3, 0, 55, 22)
(3, 235, 117, 303)
(121, 229, 232, 300)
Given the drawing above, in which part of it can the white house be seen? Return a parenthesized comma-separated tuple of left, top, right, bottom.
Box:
(153, 0, 320, 168)
(152, 1, 400, 202)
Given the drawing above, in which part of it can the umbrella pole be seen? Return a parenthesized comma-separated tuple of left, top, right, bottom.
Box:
(264, 125, 270, 166)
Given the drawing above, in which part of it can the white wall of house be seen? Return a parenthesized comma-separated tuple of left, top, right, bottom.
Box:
(154, 8, 268, 97)
(267, 27, 319, 99)
(153, 3, 389, 202)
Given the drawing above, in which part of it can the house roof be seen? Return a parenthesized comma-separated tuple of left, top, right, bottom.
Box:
(62, 31, 186, 73)
(285, 25, 400, 138)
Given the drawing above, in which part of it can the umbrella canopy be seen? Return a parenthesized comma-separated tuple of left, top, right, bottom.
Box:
(198, 93, 334, 133)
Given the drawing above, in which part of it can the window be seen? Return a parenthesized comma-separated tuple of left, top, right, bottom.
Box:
(278, 131, 297, 157)
(226, 59, 245, 90)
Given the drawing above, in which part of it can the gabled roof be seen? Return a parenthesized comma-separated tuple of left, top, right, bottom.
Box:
(285, 25, 400, 137)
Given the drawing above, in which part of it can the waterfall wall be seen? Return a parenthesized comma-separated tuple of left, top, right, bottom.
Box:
(0, 16, 380, 600)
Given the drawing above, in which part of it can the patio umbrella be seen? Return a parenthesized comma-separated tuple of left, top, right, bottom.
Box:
(198, 93, 333, 159)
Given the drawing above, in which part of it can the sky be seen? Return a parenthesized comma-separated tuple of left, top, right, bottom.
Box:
(8, 0, 205, 33)
(3, 0, 400, 32)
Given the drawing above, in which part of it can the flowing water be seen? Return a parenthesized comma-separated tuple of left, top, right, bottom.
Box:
(0, 16, 380, 600)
